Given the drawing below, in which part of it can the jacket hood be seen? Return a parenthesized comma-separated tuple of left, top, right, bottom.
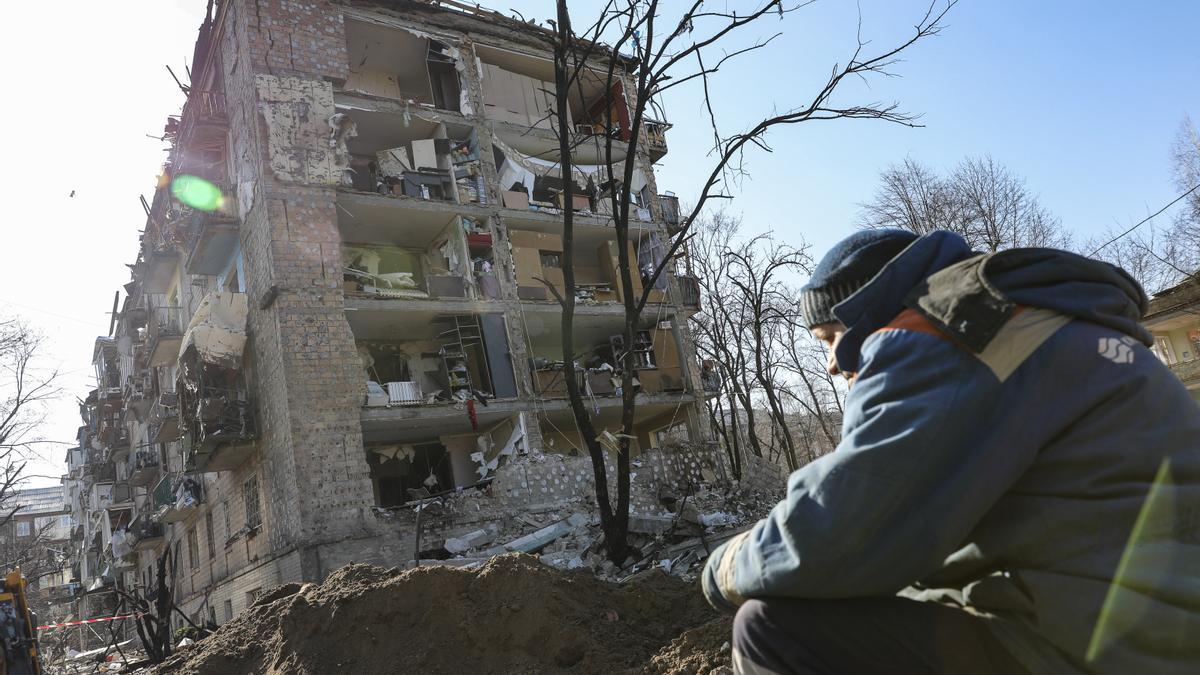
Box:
(831, 231, 1150, 372)
(832, 231, 976, 372)
(907, 247, 1151, 352)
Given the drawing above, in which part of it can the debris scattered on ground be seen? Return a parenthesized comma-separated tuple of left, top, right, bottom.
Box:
(153, 554, 731, 674)
(643, 618, 736, 675)
(42, 639, 149, 674)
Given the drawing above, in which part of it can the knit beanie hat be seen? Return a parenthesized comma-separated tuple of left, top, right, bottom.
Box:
(800, 229, 918, 328)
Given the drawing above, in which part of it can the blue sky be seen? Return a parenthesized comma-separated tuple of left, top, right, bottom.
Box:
(1, 0, 1196, 482)
(518, 0, 1200, 257)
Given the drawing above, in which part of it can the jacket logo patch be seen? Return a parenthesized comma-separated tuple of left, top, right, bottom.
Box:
(1098, 337, 1136, 364)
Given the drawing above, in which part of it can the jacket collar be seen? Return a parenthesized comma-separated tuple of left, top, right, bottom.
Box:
(831, 232, 976, 372)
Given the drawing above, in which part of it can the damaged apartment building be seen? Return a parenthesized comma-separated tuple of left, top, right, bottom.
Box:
(63, 0, 722, 630)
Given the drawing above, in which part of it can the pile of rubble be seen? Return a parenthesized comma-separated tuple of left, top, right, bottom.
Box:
(42, 639, 150, 674)
(418, 480, 778, 586)
(153, 554, 733, 674)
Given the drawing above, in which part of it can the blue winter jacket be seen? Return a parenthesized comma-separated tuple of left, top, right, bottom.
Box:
(702, 231, 1200, 674)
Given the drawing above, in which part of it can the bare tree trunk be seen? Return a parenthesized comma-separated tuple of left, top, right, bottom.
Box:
(542, 0, 953, 561)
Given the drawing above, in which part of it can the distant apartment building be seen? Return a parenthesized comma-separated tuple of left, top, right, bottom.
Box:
(1146, 274, 1200, 402)
(1, 486, 72, 617)
(62, 0, 715, 629)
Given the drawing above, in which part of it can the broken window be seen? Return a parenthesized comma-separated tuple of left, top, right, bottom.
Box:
(359, 343, 414, 385)
(243, 476, 261, 529)
(343, 21, 462, 112)
(369, 443, 454, 507)
(344, 244, 426, 296)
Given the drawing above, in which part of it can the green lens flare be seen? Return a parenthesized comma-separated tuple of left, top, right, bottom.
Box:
(171, 175, 224, 212)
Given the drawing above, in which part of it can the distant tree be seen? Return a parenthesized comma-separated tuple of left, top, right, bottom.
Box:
(1088, 117, 1200, 294)
(0, 319, 60, 527)
(0, 319, 63, 624)
(688, 211, 844, 477)
(1172, 115, 1200, 238)
(861, 155, 1070, 251)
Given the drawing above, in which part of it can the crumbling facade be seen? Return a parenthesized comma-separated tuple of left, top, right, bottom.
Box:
(63, 0, 717, 629)
(1146, 274, 1200, 402)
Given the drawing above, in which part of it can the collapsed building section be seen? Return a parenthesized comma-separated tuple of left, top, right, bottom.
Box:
(60, 0, 720, 637)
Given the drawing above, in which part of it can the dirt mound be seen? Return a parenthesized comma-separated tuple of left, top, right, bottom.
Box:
(155, 554, 729, 675)
(643, 618, 734, 674)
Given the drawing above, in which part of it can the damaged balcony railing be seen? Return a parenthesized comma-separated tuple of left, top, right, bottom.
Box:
(128, 450, 160, 488)
(47, 583, 81, 604)
(677, 275, 701, 310)
(152, 473, 202, 524)
(178, 291, 255, 472)
(84, 461, 117, 483)
(128, 517, 165, 551)
(180, 199, 240, 275)
(151, 391, 181, 443)
(1169, 357, 1200, 387)
(658, 193, 680, 230)
(185, 385, 256, 454)
(177, 90, 228, 153)
(146, 306, 185, 368)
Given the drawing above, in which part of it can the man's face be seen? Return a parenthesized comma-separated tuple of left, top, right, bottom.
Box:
(811, 321, 856, 385)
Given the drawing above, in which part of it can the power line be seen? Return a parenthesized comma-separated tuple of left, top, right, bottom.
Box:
(1088, 183, 1200, 257)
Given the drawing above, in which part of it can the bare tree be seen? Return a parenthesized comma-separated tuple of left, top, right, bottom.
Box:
(859, 157, 962, 237)
(688, 211, 843, 479)
(1088, 117, 1200, 293)
(539, 0, 953, 561)
(0, 318, 61, 534)
(861, 154, 1070, 251)
(1172, 115, 1200, 239)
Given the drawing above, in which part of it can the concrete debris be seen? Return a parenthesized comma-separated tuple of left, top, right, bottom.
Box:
(501, 513, 587, 553)
(444, 526, 497, 554)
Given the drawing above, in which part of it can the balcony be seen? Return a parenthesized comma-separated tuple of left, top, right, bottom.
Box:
(107, 481, 133, 508)
(151, 392, 181, 443)
(147, 306, 185, 367)
(47, 582, 81, 604)
(84, 461, 116, 483)
(186, 394, 257, 473)
(101, 426, 131, 463)
(645, 120, 670, 162)
(176, 90, 229, 157)
(678, 275, 701, 310)
(178, 292, 255, 472)
(128, 451, 160, 488)
(152, 474, 202, 524)
(182, 203, 240, 275)
(1169, 358, 1200, 388)
(141, 248, 181, 294)
(658, 193, 681, 231)
(129, 518, 165, 552)
(123, 369, 154, 418)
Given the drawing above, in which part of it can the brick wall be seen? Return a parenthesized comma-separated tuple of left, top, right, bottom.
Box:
(171, 0, 718, 620)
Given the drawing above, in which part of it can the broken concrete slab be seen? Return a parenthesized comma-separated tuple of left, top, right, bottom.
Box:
(444, 528, 496, 554)
(502, 513, 587, 553)
(629, 514, 676, 534)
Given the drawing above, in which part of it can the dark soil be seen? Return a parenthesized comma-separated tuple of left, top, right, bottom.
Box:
(154, 554, 731, 675)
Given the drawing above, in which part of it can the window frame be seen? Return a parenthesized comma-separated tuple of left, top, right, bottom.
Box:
(187, 527, 200, 570)
(243, 476, 262, 530)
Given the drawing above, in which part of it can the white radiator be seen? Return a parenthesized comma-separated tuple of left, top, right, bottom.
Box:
(386, 381, 423, 405)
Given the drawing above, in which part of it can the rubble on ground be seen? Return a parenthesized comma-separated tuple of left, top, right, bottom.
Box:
(42, 639, 149, 674)
(153, 554, 732, 675)
(414, 475, 779, 586)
